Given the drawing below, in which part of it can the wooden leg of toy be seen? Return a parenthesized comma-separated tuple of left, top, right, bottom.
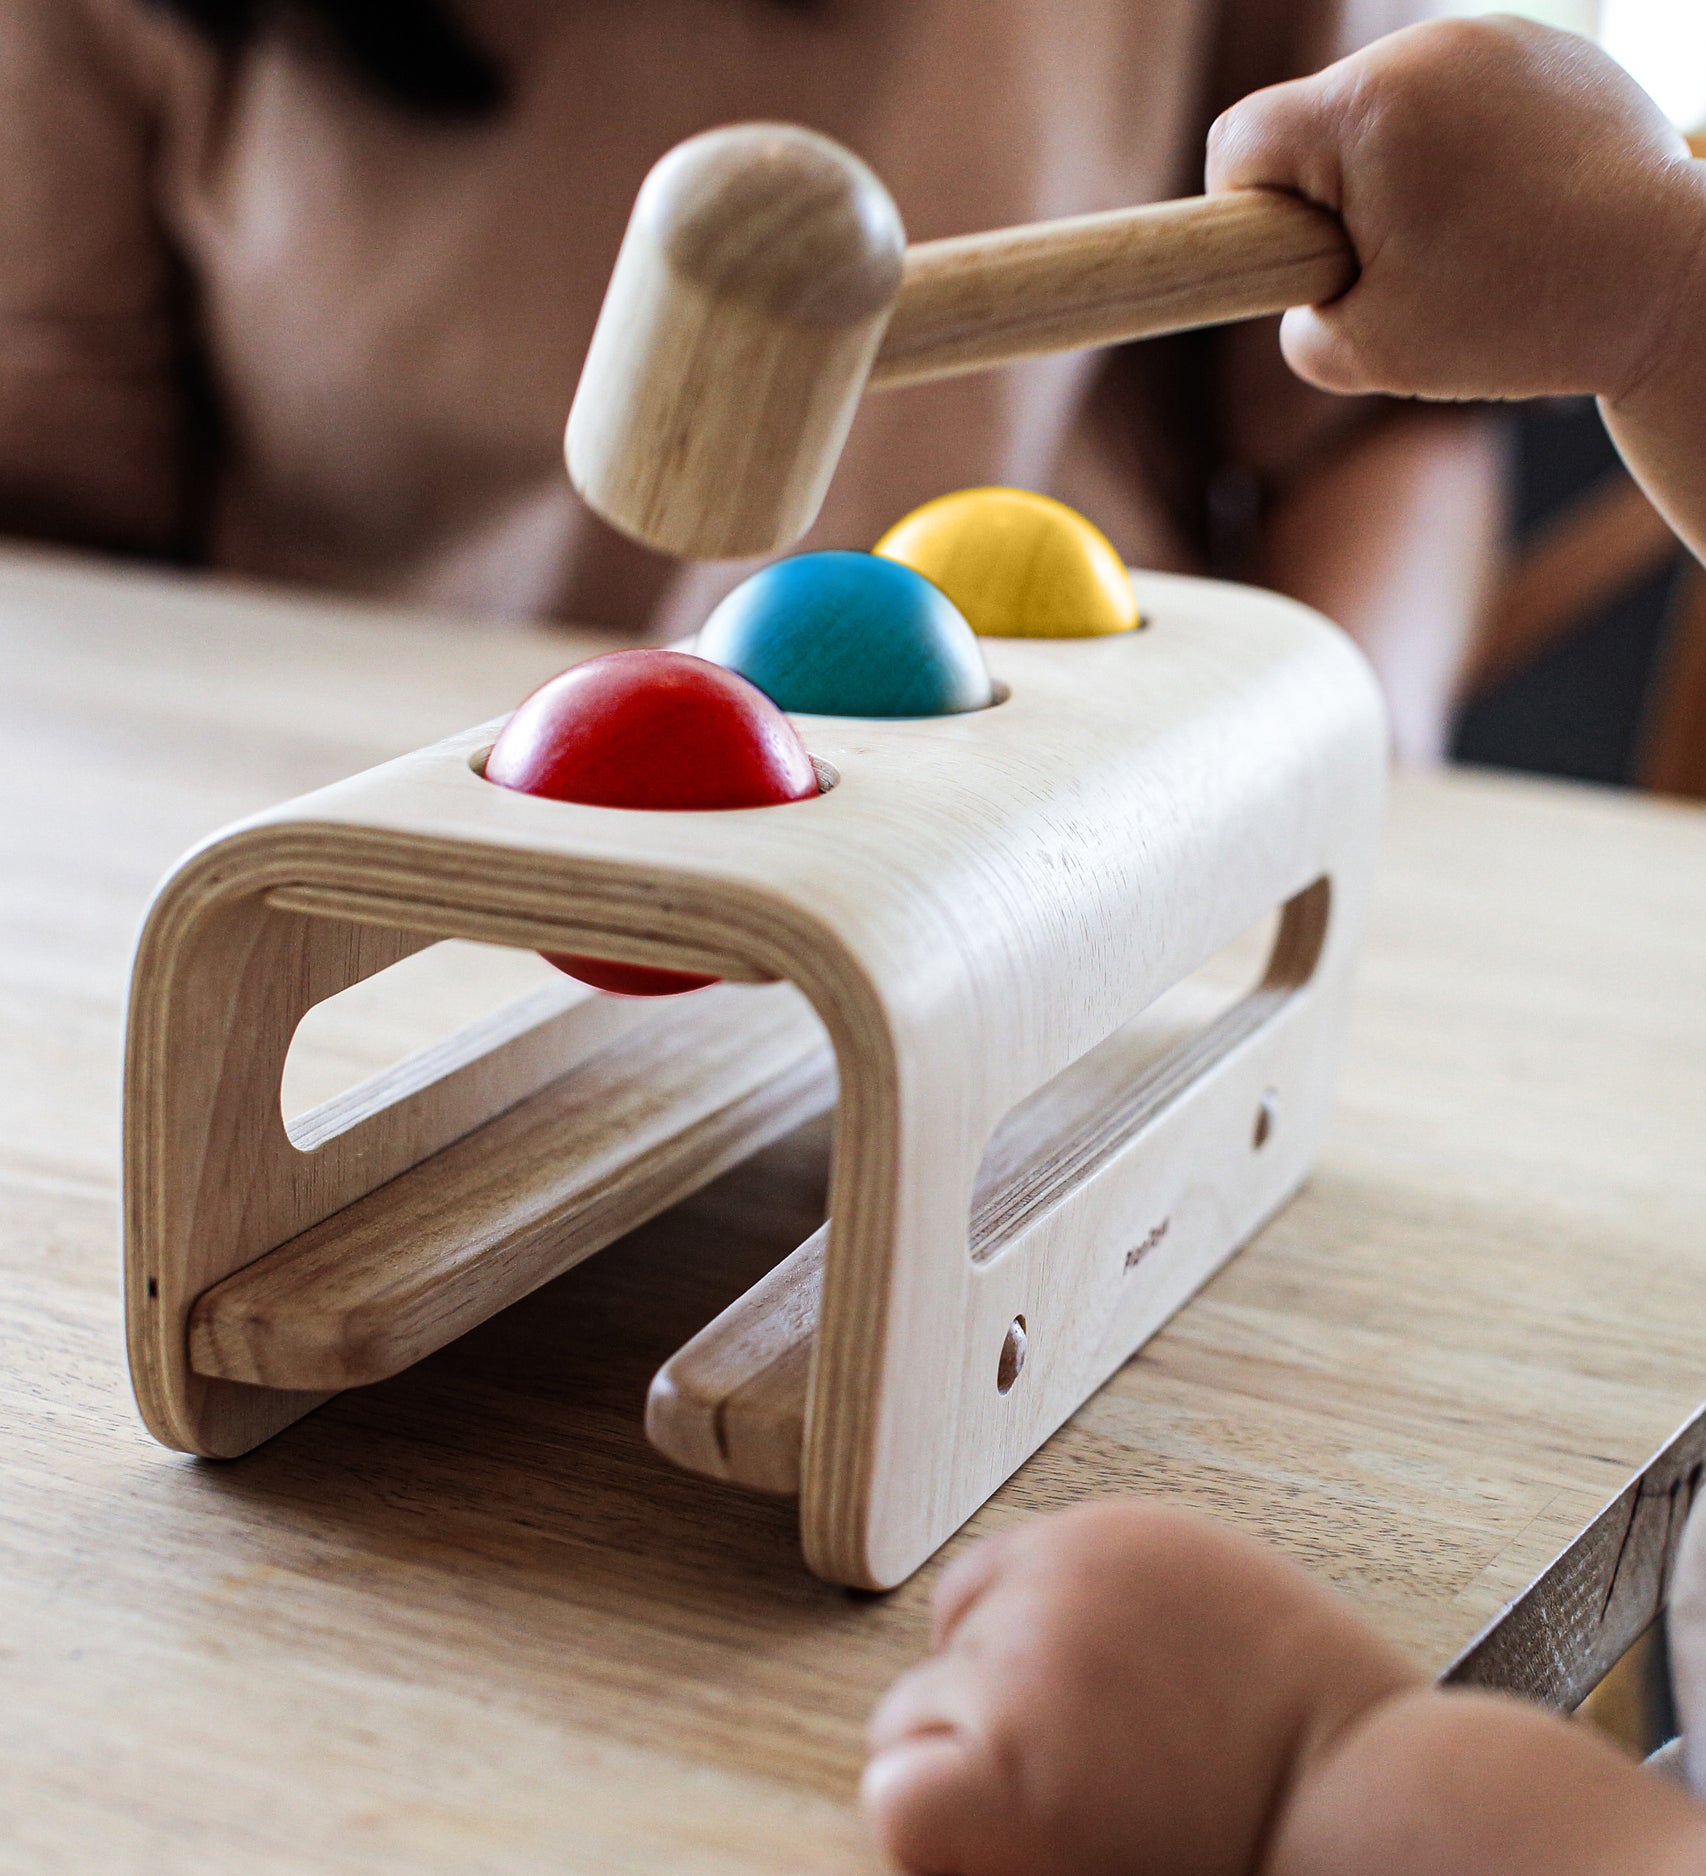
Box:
(836, 877, 1346, 1589)
(126, 876, 833, 1457)
(645, 1225, 825, 1494)
(645, 882, 1335, 1566)
(127, 894, 424, 1456)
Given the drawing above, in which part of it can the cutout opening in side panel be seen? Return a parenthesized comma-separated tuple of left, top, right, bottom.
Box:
(969, 878, 1331, 1263)
(641, 880, 1334, 1497)
(280, 939, 584, 1149)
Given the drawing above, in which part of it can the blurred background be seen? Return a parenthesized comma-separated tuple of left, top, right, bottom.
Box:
(5, 0, 1701, 796)
(1446, 0, 1705, 793)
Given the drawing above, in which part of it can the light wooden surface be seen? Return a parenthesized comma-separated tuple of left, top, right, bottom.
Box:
(7, 548, 1706, 1868)
(567, 123, 1353, 557)
(871, 189, 1352, 390)
(644, 882, 1338, 1503)
(125, 570, 1382, 1588)
(187, 983, 835, 1392)
(566, 124, 905, 562)
(645, 908, 1289, 1493)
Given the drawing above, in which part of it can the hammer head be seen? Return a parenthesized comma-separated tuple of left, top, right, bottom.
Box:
(565, 124, 906, 561)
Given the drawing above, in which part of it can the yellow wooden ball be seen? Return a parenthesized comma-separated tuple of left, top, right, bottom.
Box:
(872, 487, 1140, 639)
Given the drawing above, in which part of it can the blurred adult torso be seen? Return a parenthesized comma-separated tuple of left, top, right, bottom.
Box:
(0, 0, 1396, 632)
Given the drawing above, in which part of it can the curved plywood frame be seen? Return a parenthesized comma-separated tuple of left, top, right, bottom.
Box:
(124, 570, 1384, 1587)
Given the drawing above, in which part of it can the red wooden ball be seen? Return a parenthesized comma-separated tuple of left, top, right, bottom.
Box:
(484, 649, 819, 996)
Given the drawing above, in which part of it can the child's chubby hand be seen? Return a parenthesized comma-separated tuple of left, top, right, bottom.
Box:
(860, 1501, 1417, 1876)
(1207, 16, 1706, 407)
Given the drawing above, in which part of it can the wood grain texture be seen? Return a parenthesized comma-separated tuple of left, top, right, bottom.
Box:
(647, 884, 1332, 1496)
(121, 855, 811, 1459)
(124, 572, 1383, 1586)
(643, 918, 1291, 1492)
(566, 120, 1353, 557)
(648, 1225, 827, 1493)
(870, 191, 1353, 390)
(188, 982, 834, 1390)
(8, 548, 1706, 1871)
(565, 124, 905, 560)
(1448, 1403, 1706, 1709)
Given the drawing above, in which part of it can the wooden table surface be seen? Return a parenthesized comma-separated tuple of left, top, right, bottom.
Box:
(5, 546, 1706, 1873)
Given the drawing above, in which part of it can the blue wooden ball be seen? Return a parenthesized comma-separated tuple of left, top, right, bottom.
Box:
(696, 550, 994, 717)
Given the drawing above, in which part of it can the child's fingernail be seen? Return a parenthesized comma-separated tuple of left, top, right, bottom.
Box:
(859, 1734, 970, 1815)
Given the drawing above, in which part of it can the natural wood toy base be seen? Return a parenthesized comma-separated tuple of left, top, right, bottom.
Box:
(124, 571, 1384, 1589)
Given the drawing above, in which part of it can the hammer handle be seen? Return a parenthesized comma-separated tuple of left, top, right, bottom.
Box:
(871, 189, 1355, 390)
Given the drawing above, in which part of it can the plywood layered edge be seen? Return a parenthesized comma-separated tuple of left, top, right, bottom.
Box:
(121, 805, 855, 1458)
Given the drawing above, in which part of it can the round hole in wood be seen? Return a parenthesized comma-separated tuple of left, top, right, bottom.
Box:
(1253, 1091, 1278, 1150)
(997, 1315, 1028, 1394)
(467, 742, 839, 796)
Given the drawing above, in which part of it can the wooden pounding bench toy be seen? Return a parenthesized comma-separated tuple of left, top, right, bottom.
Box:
(124, 126, 1386, 1591)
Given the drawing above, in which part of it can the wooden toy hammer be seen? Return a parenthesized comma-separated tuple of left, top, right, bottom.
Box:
(567, 123, 1356, 560)
(127, 134, 1383, 1591)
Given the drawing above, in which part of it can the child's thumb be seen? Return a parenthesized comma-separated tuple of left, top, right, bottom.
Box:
(1207, 74, 1349, 217)
(1278, 304, 1378, 397)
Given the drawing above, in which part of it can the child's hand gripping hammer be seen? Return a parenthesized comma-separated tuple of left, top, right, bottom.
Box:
(565, 123, 1355, 560)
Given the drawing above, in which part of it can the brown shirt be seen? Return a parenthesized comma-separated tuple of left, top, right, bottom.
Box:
(0, 0, 1423, 636)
